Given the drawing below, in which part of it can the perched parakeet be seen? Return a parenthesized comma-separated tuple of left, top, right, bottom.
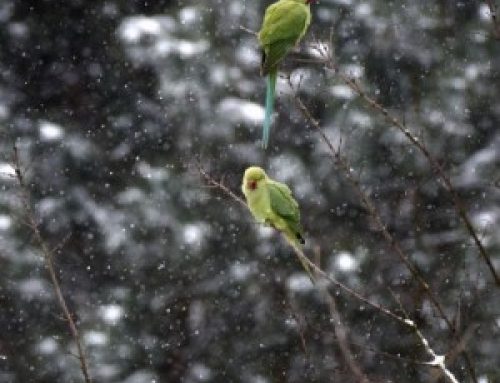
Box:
(242, 166, 314, 278)
(258, 0, 314, 148)
(242, 166, 305, 245)
(241, 166, 305, 244)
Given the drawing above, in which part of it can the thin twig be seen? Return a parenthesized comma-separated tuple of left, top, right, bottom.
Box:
(345, 340, 429, 367)
(284, 298, 310, 357)
(12, 146, 92, 383)
(292, 92, 454, 330)
(239, 25, 258, 37)
(312, 248, 371, 383)
(292, 91, 479, 383)
(313, 45, 500, 286)
(197, 164, 474, 382)
(389, 291, 460, 383)
(197, 164, 409, 327)
(429, 324, 479, 383)
(302, 307, 439, 367)
(291, 243, 410, 327)
(339, 70, 498, 286)
(196, 163, 247, 208)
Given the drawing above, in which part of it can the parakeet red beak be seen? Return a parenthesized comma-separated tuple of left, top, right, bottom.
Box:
(247, 180, 258, 190)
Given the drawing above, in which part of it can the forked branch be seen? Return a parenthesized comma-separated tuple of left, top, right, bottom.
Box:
(290, 91, 478, 383)
(197, 165, 466, 382)
(310, 41, 499, 286)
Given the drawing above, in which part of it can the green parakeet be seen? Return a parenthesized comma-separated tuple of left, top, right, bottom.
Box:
(242, 166, 305, 245)
(242, 166, 314, 278)
(258, 0, 314, 148)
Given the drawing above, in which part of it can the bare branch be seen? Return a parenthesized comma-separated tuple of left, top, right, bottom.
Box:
(196, 163, 478, 382)
(196, 162, 247, 208)
(312, 248, 371, 383)
(284, 298, 310, 358)
(291, 89, 481, 382)
(313, 46, 500, 286)
(12, 145, 92, 383)
(292, 244, 410, 327)
(291, 91, 454, 329)
(429, 324, 479, 383)
(239, 25, 258, 37)
(390, 291, 461, 383)
(197, 164, 410, 327)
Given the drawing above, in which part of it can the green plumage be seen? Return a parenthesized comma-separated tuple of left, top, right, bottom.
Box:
(268, 180, 302, 241)
(242, 166, 313, 278)
(258, 0, 312, 148)
(258, 0, 311, 75)
(242, 166, 304, 246)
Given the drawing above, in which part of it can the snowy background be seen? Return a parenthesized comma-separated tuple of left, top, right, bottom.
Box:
(0, 0, 499, 382)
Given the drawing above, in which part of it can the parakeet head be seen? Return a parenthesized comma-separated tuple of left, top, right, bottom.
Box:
(243, 166, 267, 191)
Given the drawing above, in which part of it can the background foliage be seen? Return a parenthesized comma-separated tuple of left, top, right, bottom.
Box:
(1, 0, 499, 382)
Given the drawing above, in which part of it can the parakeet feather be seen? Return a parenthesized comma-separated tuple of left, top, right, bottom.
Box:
(257, 0, 312, 148)
(242, 166, 311, 277)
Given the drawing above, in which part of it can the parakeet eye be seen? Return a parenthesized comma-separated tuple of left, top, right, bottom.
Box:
(248, 180, 258, 190)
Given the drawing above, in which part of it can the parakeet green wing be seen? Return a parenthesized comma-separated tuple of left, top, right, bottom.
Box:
(258, 0, 312, 148)
(242, 166, 311, 279)
(268, 180, 311, 280)
(268, 181, 303, 241)
(261, 40, 295, 75)
(259, 2, 310, 47)
(259, 3, 310, 74)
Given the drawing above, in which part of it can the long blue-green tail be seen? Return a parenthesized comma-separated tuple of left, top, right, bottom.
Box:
(262, 70, 277, 149)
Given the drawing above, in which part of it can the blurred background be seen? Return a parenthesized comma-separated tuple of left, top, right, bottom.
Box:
(1, 0, 499, 382)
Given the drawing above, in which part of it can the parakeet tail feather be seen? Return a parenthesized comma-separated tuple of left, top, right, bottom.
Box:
(296, 232, 305, 245)
(262, 70, 277, 149)
(298, 254, 315, 283)
(287, 238, 315, 283)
